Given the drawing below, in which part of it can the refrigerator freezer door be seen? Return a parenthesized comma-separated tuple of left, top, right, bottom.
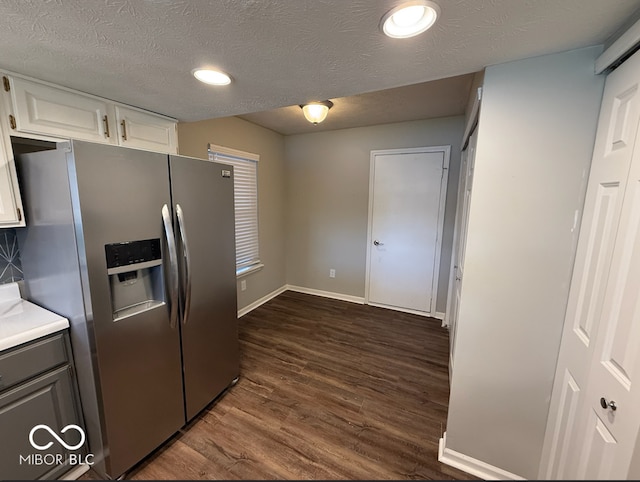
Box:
(70, 141, 185, 477)
(169, 155, 239, 420)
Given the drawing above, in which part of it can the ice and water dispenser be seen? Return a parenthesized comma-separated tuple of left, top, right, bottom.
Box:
(105, 239, 165, 321)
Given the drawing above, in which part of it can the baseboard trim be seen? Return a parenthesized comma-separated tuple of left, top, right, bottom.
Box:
(238, 285, 442, 318)
(286, 285, 365, 304)
(367, 301, 442, 319)
(435, 311, 445, 321)
(237, 285, 288, 318)
(438, 432, 525, 481)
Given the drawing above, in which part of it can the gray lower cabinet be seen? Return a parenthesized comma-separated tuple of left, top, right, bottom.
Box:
(0, 331, 85, 480)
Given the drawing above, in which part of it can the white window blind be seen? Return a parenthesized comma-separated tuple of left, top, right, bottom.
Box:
(208, 144, 260, 274)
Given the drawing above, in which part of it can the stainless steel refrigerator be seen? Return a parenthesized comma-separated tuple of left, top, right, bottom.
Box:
(16, 140, 240, 479)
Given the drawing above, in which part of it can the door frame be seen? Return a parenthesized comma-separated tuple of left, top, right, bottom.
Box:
(365, 145, 451, 317)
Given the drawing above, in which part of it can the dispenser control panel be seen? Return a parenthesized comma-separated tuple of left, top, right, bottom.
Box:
(105, 238, 161, 269)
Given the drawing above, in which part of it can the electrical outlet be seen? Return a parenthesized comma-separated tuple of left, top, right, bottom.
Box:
(240, 279, 247, 291)
(329, 269, 336, 278)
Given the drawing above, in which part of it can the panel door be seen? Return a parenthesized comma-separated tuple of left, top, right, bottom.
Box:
(368, 148, 448, 314)
(169, 155, 239, 421)
(574, 133, 640, 479)
(446, 146, 467, 363)
(539, 47, 640, 479)
(116, 106, 178, 154)
(449, 127, 477, 370)
(445, 146, 467, 329)
(9, 77, 115, 144)
(0, 366, 83, 481)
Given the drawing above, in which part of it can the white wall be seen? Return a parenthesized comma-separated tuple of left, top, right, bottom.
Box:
(444, 46, 605, 478)
(284, 117, 465, 312)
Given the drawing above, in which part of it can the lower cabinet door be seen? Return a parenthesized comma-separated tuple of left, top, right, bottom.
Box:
(0, 365, 85, 480)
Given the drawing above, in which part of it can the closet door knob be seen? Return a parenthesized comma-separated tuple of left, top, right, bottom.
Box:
(600, 397, 617, 411)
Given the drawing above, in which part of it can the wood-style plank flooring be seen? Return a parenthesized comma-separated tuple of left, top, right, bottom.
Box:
(86, 291, 474, 480)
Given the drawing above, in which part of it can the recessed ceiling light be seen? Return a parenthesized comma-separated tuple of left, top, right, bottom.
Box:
(380, 1, 440, 39)
(192, 68, 232, 86)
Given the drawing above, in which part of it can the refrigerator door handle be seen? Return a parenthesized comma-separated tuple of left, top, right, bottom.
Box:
(162, 204, 180, 329)
(176, 204, 192, 326)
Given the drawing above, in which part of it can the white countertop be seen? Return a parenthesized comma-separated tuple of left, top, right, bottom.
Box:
(0, 282, 69, 352)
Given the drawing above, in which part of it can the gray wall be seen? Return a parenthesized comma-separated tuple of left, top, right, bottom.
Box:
(177, 117, 287, 312)
(445, 46, 605, 478)
(284, 116, 465, 312)
(178, 115, 464, 315)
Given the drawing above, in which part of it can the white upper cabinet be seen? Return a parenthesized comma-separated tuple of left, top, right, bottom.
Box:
(9, 77, 115, 144)
(0, 71, 178, 228)
(0, 92, 24, 227)
(2, 73, 178, 154)
(115, 106, 178, 154)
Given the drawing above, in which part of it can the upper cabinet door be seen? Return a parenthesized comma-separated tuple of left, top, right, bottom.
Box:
(0, 93, 24, 227)
(115, 106, 178, 154)
(9, 77, 115, 144)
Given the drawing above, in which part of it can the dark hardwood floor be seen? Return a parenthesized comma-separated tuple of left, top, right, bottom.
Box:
(86, 291, 474, 480)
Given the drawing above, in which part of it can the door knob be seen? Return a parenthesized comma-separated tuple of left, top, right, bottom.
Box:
(373, 240, 384, 246)
(600, 397, 617, 411)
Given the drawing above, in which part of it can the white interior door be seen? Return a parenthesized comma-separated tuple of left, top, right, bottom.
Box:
(448, 127, 477, 368)
(445, 146, 467, 330)
(574, 132, 640, 479)
(539, 46, 640, 479)
(367, 147, 449, 315)
(445, 146, 467, 329)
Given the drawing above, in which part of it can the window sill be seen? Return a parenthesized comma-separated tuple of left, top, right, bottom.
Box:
(237, 263, 264, 279)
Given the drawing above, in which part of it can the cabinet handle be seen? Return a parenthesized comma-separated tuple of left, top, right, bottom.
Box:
(103, 115, 110, 138)
(120, 119, 127, 141)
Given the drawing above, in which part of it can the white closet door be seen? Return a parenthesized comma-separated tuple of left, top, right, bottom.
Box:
(539, 46, 640, 480)
(574, 118, 640, 479)
(448, 127, 477, 370)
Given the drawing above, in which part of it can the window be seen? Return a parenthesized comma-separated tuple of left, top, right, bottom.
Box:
(208, 144, 261, 276)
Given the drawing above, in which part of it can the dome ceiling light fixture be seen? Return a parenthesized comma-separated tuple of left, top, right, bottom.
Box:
(300, 100, 334, 124)
(380, 0, 440, 39)
(192, 68, 232, 86)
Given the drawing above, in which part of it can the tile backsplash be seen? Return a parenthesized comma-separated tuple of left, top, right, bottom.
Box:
(0, 229, 23, 284)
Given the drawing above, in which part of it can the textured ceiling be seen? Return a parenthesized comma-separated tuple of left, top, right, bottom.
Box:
(0, 0, 639, 131)
(238, 73, 476, 135)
